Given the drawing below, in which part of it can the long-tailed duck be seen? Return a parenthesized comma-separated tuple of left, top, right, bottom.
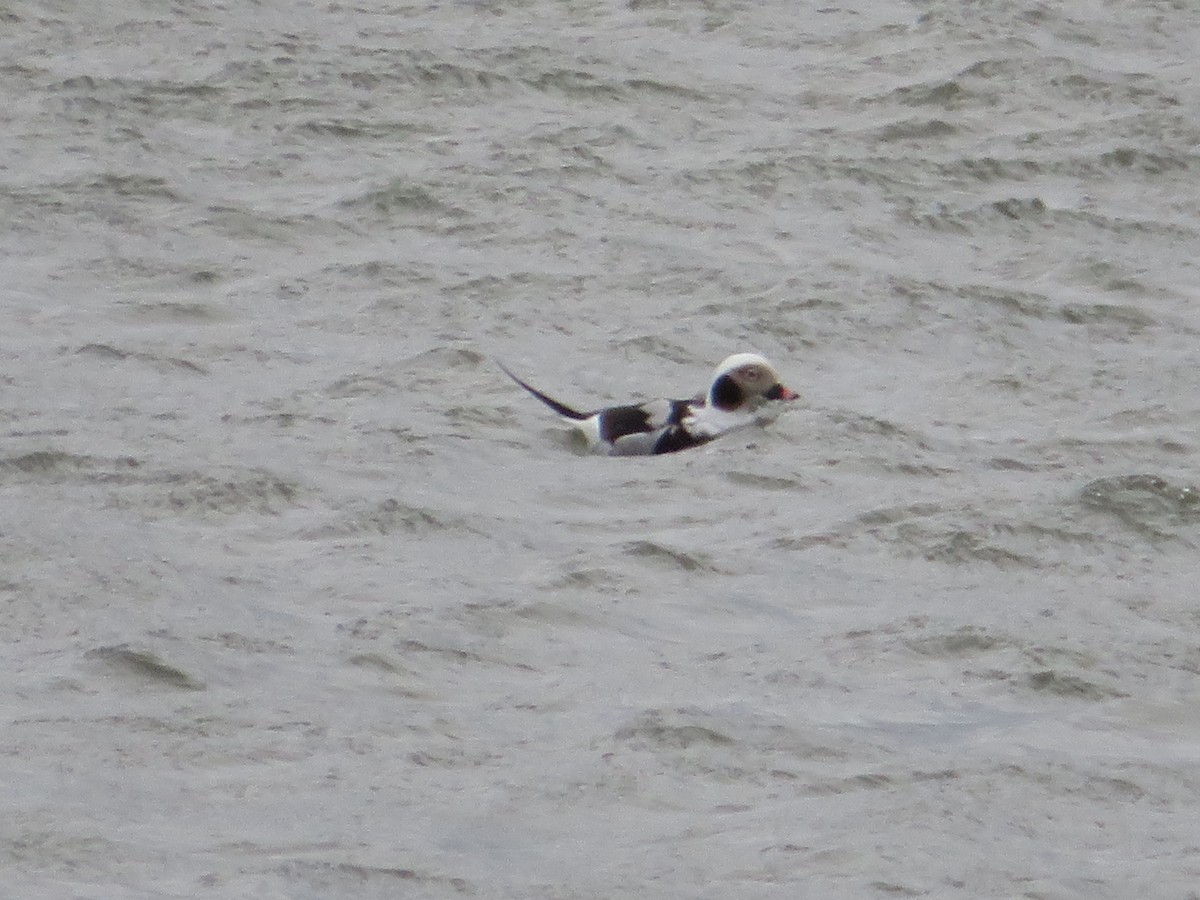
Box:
(500, 352, 798, 455)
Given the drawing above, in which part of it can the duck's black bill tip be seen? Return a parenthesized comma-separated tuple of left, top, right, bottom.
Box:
(766, 383, 799, 401)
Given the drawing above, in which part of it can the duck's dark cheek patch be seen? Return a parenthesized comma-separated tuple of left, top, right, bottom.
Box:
(711, 373, 744, 411)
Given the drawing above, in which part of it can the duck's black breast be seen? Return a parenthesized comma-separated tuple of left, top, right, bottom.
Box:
(651, 422, 711, 454)
(598, 399, 707, 455)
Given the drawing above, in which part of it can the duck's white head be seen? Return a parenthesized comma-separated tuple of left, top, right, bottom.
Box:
(706, 353, 799, 412)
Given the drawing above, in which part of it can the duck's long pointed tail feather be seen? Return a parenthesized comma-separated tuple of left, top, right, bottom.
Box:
(496, 360, 591, 421)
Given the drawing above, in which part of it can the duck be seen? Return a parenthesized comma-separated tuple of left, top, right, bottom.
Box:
(499, 352, 798, 455)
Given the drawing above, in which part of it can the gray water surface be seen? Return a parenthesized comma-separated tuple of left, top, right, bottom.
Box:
(4, 1, 1200, 897)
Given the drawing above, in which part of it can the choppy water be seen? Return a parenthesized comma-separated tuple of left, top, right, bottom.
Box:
(4, 1, 1200, 897)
